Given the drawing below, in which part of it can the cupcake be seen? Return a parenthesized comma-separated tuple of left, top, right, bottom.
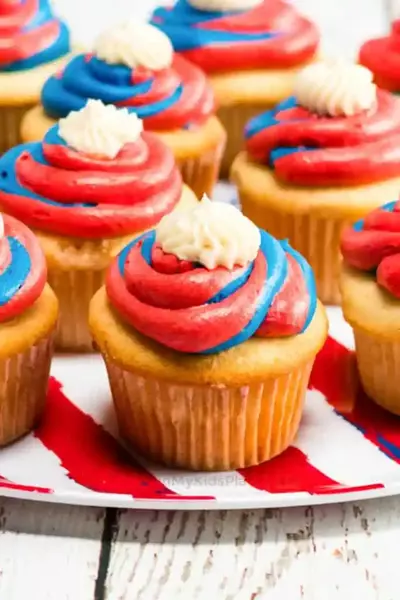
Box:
(151, 0, 319, 175)
(0, 213, 58, 445)
(0, 0, 70, 153)
(231, 61, 400, 305)
(20, 20, 226, 199)
(89, 196, 328, 471)
(359, 21, 400, 92)
(341, 201, 400, 415)
(0, 99, 197, 352)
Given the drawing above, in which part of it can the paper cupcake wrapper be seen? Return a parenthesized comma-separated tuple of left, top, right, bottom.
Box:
(239, 192, 345, 304)
(0, 105, 33, 155)
(354, 328, 400, 415)
(48, 267, 105, 352)
(0, 330, 54, 446)
(217, 103, 272, 178)
(176, 139, 225, 199)
(104, 357, 314, 471)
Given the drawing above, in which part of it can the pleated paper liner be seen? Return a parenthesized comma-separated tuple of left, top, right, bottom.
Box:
(238, 191, 346, 305)
(104, 358, 314, 472)
(0, 105, 33, 155)
(175, 139, 225, 199)
(0, 330, 54, 446)
(353, 329, 400, 416)
(47, 267, 105, 352)
(217, 103, 272, 178)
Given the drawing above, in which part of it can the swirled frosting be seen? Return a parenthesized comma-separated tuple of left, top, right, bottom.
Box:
(106, 202, 317, 354)
(41, 22, 214, 131)
(0, 213, 46, 322)
(0, 0, 70, 72)
(294, 62, 376, 117)
(341, 201, 400, 299)
(156, 194, 260, 269)
(151, 0, 319, 75)
(245, 86, 400, 186)
(59, 100, 143, 159)
(0, 119, 182, 238)
(94, 20, 174, 71)
(359, 21, 400, 92)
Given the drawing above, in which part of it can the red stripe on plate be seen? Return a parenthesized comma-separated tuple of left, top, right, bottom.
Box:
(0, 475, 52, 494)
(239, 446, 382, 495)
(35, 378, 213, 501)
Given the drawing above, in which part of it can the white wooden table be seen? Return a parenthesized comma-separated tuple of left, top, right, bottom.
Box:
(2, 1, 400, 598)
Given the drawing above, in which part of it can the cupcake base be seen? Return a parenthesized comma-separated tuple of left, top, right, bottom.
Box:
(89, 287, 328, 471)
(232, 153, 400, 305)
(341, 264, 400, 415)
(33, 184, 198, 352)
(0, 284, 58, 445)
(0, 105, 33, 154)
(21, 108, 226, 199)
(106, 358, 313, 471)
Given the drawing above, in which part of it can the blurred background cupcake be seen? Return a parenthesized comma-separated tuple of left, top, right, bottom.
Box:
(0, 100, 197, 352)
(341, 200, 400, 415)
(21, 20, 226, 199)
(151, 0, 320, 176)
(90, 196, 328, 471)
(0, 0, 70, 153)
(359, 20, 400, 92)
(0, 213, 58, 445)
(231, 60, 400, 304)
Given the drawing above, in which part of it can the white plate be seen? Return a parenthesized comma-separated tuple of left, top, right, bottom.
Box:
(0, 184, 399, 511)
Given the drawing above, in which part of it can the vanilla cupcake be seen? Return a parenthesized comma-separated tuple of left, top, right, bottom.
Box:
(0, 0, 70, 153)
(90, 196, 328, 471)
(152, 0, 319, 175)
(20, 20, 226, 199)
(0, 100, 197, 352)
(341, 200, 400, 415)
(232, 61, 400, 304)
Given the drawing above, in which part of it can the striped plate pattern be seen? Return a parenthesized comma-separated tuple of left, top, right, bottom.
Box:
(0, 184, 399, 510)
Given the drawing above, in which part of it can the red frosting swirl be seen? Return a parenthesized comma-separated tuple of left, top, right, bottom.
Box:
(245, 90, 400, 186)
(0, 127, 182, 239)
(341, 201, 400, 299)
(359, 21, 400, 92)
(0, 213, 46, 322)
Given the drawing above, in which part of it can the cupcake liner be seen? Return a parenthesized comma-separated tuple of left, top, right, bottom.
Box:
(48, 267, 105, 352)
(0, 331, 54, 446)
(0, 105, 33, 155)
(104, 357, 314, 471)
(239, 192, 345, 304)
(353, 328, 400, 415)
(217, 103, 270, 178)
(175, 138, 225, 199)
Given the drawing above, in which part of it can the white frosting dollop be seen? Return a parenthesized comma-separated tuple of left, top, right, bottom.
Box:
(58, 99, 143, 159)
(93, 20, 173, 71)
(156, 195, 261, 270)
(294, 60, 377, 117)
(188, 0, 262, 10)
(0, 215, 4, 239)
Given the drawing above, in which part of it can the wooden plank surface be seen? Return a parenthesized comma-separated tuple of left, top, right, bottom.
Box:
(104, 498, 400, 600)
(0, 498, 105, 600)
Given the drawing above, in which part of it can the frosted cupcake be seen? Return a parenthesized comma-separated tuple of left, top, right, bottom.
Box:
(231, 61, 400, 304)
(20, 20, 226, 199)
(0, 213, 58, 445)
(152, 0, 319, 175)
(341, 201, 400, 415)
(0, 0, 70, 153)
(0, 100, 197, 352)
(359, 21, 400, 92)
(89, 196, 328, 471)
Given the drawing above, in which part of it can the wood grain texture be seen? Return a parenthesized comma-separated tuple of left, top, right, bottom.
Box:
(105, 498, 400, 600)
(0, 498, 105, 600)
